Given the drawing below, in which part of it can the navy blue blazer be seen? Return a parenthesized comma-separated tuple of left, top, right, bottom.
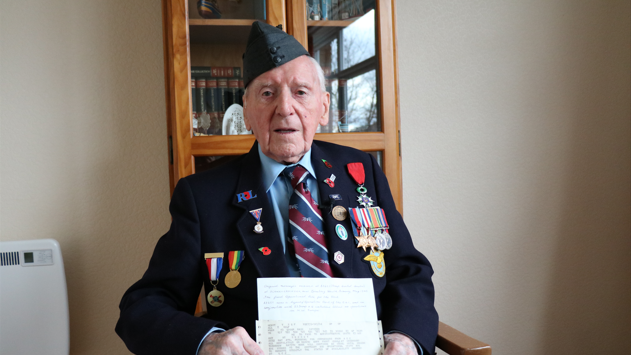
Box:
(116, 141, 438, 354)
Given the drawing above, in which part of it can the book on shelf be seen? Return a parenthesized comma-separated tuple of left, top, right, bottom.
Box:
(196, 77, 212, 135)
(217, 78, 229, 127)
(191, 78, 199, 134)
(207, 78, 221, 135)
(228, 78, 239, 111)
(191, 66, 241, 78)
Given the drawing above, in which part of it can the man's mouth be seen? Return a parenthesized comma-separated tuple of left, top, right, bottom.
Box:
(275, 128, 297, 134)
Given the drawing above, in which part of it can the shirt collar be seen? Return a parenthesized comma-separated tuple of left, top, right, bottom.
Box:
(258, 145, 316, 192)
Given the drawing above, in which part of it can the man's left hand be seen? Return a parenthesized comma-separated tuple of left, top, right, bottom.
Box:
(384, 333, 418, 355)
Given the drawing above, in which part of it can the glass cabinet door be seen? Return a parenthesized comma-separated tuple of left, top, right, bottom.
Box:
(307, 1, 379, 134)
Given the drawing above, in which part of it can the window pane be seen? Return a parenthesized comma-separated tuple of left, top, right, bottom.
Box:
(308, 5, 379, 133)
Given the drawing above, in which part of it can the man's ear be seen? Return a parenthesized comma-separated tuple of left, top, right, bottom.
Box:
(319, 91, 330, 126)
(242, 95, 252, 131)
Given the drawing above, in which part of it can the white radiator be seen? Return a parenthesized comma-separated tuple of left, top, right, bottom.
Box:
(0, 239, 69, 355)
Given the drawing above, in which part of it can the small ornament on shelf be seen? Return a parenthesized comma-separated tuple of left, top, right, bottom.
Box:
(197, 0, 222, 19)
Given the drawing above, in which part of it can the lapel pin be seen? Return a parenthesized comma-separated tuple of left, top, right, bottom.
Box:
(329, 194, 342, 201)
(334, 251, 345, 264)
(324, 174, 336, 188)
(258, 247, 271, 255)
(237, 190, 257, 203)
(322, 159, 333, 169)
(335, 224, 348, 240)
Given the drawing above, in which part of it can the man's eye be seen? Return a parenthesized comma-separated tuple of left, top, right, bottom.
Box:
(297, 90, 307, 96)
(262, 91, 272, 97)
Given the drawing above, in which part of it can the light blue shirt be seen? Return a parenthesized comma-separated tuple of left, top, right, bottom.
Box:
(257, 145, 320, 277)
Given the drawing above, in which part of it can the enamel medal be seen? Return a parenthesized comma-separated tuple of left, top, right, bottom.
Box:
(249, 208, 263, 234)
(347, 162, 373, 207)
(204, 252, 225, 307)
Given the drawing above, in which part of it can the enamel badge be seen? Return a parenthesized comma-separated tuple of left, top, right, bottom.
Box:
(364, 250, 385, 277)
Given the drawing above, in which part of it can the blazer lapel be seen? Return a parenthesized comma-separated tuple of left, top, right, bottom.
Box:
(232, 143, 289, 278)
(311, 143, 357, 278)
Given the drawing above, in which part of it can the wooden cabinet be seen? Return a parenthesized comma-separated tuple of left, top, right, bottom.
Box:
(161, 0, 403, 210)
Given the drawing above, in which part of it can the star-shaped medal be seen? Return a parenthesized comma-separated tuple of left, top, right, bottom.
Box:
(357, 194, 374, 207)
(355, 235, 370, 252)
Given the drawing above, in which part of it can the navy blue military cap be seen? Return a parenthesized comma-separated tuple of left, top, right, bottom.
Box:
(242, 21, 309, 88)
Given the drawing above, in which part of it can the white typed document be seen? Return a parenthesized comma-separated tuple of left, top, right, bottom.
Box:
(256, 278, 384, 355)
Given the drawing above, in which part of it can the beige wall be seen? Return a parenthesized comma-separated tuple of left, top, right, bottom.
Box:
(397, 1, 630, 354)
(0, 0, 629, 354)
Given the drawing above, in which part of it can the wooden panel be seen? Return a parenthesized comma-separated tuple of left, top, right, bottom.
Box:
(190, 132, 386, 156)
(375, 0, 402, 211)
(287, 0, 307, 47)
(163, 0, 194, 186)
(190, 43, 245, 67)
(266, 0, 286, 29)
(162, 0, 176, 194)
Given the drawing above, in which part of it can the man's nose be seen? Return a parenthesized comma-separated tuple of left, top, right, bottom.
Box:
(275, 89, 295, 117)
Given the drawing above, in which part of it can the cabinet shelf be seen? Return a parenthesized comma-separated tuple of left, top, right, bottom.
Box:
(189, 19, 259, 26)
(307, 19, 358, 27)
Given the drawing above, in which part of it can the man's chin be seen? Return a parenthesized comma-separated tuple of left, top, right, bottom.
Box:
(268, 147, 306, 164)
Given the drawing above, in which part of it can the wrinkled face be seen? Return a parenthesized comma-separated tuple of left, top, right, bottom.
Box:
(243, 56, 330, 164)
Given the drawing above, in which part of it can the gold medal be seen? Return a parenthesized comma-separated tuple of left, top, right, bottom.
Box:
(225, 270, 242, 288)
(332, 205, 348, 221)
(207, 287, 224, 307)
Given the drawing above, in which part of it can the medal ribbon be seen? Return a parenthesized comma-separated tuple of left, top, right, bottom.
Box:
(368, 207, 383, 229)
(228, 250, 244, 271)
(349, 208, 364, 235)
(346, 162, 365, 185)
(377, 207, 389, 229)
(360, 208, 372, 230)
(204, 252, 224, 282)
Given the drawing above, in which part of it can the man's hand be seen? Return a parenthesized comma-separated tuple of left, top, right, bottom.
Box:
(384, 333, 418, 355)
(199, 326, 264, 355)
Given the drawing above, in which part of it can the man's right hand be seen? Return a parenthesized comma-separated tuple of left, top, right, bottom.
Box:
(199, 326, 265, 355)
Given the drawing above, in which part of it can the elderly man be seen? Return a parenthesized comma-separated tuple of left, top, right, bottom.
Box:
(116, 21, 437, 355)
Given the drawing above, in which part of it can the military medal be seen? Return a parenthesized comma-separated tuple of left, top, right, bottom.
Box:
(205, 252, 225, 307)
(225, 250, 244, 288)
(347, 162, 373, 207)
(249, 208, 263, 234)
(332, 205, 348, 221)
(364, 250, 386, 277)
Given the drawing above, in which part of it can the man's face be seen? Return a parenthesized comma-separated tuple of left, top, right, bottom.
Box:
(243, 56, 330, 164)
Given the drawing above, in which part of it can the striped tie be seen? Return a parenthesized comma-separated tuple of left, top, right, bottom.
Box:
(284, 165, 333, 278)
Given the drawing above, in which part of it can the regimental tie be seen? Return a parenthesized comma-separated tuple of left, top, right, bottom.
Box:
(284, 165, 334, 278)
